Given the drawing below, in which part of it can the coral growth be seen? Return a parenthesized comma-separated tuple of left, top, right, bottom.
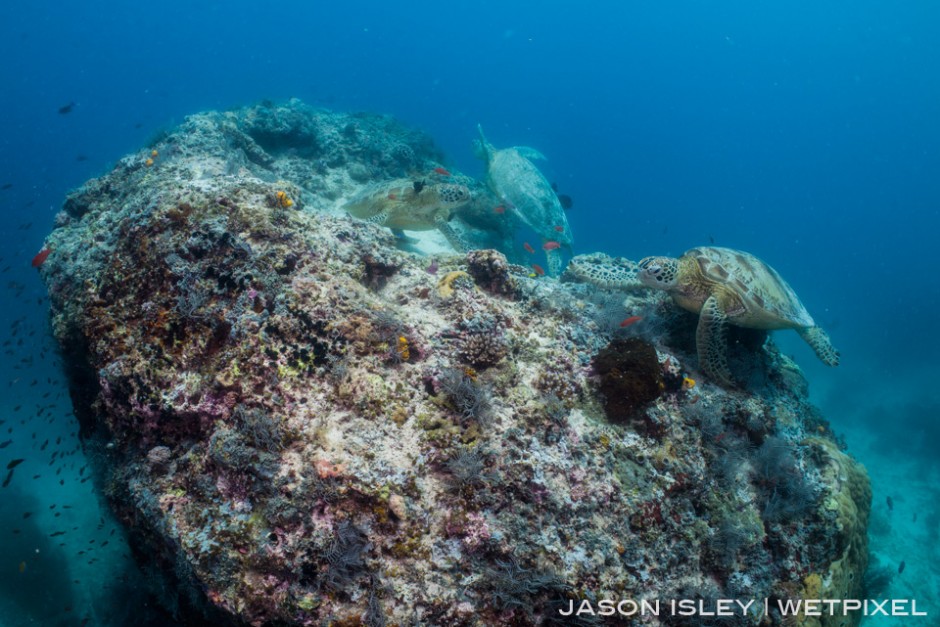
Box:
(38, 100, 870, 627)
(593, 337, 666, 431)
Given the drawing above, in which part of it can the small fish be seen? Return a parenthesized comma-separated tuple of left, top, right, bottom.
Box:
(620, 316, 643, 328)
(0, 183, 12, 190)
(425, 259, 439, 275)
(493, 205, 505, 214)
(0, 440, 11, 449)
(2, 469, 12, 487)
(31, 248, 52, 268)
(898, 560, 906, 574)
(557, 194, 573, 210)
(387, 193, 398, 200)
(531, 264, 545, 277)
(6, 459, 24, 470)
(553, 225, 564, 232)
(58, 102, 76, 115)
(18, 561, 26, 573)
(433, 167, 452, 176)
(542, 241, 561, 251)
(886, 496, 893, 512)
(75, 154, 89, 162)
(523, 242, 535, 254)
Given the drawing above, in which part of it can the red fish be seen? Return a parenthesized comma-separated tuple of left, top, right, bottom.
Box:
(523, 242, 535, 254)
(531, 264, 545, 276)
(542, 241, 561, 251)
(553, 225, 564, 232)
(433, 167, 452, 176)
(31, 248, 51, 268)
(619, 316, 643, 328)
(387, 193, 398, 200)
(493, 205, 505, 214)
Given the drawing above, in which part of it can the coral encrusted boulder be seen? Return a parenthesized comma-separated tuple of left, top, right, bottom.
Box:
(39, 100, 870, 626)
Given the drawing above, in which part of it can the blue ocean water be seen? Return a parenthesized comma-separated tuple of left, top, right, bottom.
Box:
(0, 1, 937, 624)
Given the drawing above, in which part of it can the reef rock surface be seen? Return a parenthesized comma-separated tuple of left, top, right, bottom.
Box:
(40, 100, 869, 626)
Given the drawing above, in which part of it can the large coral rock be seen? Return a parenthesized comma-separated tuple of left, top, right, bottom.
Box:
(40, 101, 870, 626)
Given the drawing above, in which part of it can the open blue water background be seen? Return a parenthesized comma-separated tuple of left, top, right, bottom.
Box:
(0, 1, 937, 624)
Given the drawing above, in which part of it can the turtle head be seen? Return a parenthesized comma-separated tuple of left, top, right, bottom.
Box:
(638, 256, 680, 290)
(437, 184, 472, 206)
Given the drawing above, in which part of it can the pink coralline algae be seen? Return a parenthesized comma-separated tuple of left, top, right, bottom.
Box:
(39, 100, 871, 626)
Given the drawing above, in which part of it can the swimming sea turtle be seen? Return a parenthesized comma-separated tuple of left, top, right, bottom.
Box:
(344, 178, 472, 252)
(474, 125, 572, 275)
(569, 247, 839, 385)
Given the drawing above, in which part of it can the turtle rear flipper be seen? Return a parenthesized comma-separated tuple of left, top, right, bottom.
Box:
(434, 215, 469, 253)
(697, 294, 734, 385)
(797, 326, 840, 366)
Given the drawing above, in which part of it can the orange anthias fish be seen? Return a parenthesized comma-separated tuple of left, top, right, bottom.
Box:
(433, 167, 452, 176)
(31, 248, 52, 268)
(531, 264, 545, 276)
(523, 242, 535, 254)
(493, 205, 506, 214)
(620, 316, 643, 328)
(542, 241, 561, 251)
(553, 225, 564, 232)
(387, 193, 398, 200)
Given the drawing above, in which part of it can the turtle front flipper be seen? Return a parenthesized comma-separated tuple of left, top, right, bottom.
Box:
(696, 294, 734, 385)
(366, 210, 390, 225)
(566, 253, 645, 290)
(797, 326, 840, 366)
(545, 248, 564, 277)
(434, 215, 469, 253)
(391, 229, 421, 245)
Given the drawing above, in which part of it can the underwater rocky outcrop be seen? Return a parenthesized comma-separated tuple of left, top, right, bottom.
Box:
(39, 100, 869, 626)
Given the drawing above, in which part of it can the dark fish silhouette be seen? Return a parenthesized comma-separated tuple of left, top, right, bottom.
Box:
(2, 469, 12, 487)
(898, 560, 906, 574)
(1, 183, 12, 190)
(7, 458, 24, 469)
(886, 496, 893, 511)
(550, 183, 574, 209)
(58, 102, 76, 115)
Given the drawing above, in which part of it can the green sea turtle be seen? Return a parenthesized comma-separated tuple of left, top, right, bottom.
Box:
(474, 125, 572, 275)
(569, 247, 839, 385)
(344, 178, 472, 252)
